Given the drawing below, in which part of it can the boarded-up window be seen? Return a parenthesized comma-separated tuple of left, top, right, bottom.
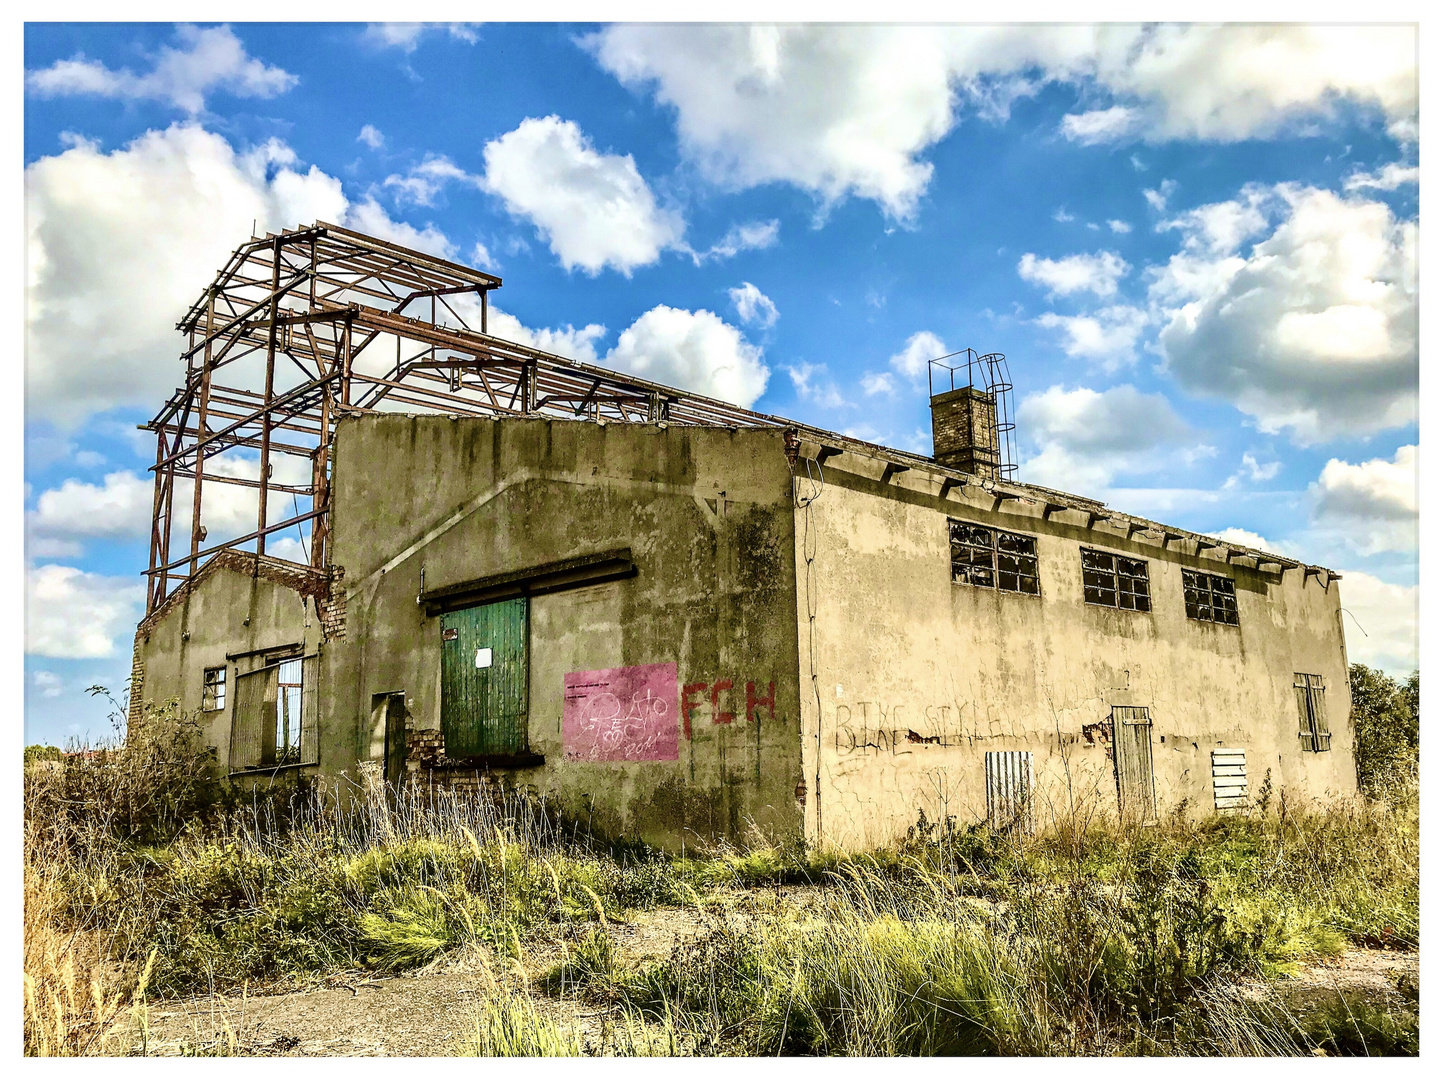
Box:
(950, 520, 1039, 595)
(230, 654, 319, 771)
(1182, 569, 1239, 625)
(440, 598, 530, 757)
(1212, 748, 1249, 810)
(985, 750, 1035, 833)
(1112, 706, 1157, 823)
(1081, 549, 1151, 611)
(1295, 673, 1331, 752)
(202, 666, 226, 711)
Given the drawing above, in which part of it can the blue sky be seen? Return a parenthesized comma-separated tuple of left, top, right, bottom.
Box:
(23, 22, 1420, 745)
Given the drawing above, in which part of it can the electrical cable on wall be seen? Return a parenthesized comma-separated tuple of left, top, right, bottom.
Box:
(795, 453, 826, 842)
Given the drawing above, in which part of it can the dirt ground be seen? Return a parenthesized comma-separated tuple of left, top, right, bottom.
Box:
(135, 901, 1419, 1057)
(136, 902, 720, 1056)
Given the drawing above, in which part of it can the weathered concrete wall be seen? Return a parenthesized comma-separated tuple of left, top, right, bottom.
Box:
(132, 561, 321, 775)
(795, 461, 1355, 850)
(326, 416, 804, 851)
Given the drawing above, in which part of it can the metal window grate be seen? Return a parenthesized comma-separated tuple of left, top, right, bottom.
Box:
(1183, 569, 1239, 625)
(1294, 673, 1331, 752)
(985, 751, 1035, 833)
(1081, 548, 1151, 611)
(1212, 748, 1249, 810)
(950, 520, 1040, 595)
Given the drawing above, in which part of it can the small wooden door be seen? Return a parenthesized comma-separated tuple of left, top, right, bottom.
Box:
(1112, 705, 1156, 823)
(383, 694, 407, 789)
(440, 598, 529, 757)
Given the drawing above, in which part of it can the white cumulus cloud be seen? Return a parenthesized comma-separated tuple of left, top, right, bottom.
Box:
(1337, 570, 1418, 673)
(1018, 250, 1129, 298)
(728, 282, 779, 328)
(785, 362, 850, 410)
(480, 115, 685, 276)
(1061, 105, 1143, 144)
(888, 331, 947, 383)
(383, 155, 474, 207)
(358, 124, 385, 150)
(603, 306, 768, 407)
(1343, 162, 1419, 192)
(25, 123, 454, 425)
(26, 565, 146, 660)
(363, 23, 480, 53)
(26, 24, 297, 114)
(586, 25, 1415, 220)
(1035, 306, 1148, 367)
(484, 306, 607, 365)
(693, 220, 780, 264)
(1017, 383, 1189, 493)
(28, 471, 152, 558)
(1310, 445, 1416, 554)
(1153, 184, 1417, 442)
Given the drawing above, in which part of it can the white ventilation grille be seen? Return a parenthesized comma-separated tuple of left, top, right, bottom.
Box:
(1212, 748, 1249, 811)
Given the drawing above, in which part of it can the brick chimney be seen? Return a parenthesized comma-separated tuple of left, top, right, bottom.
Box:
(931, 385, 1000, 478)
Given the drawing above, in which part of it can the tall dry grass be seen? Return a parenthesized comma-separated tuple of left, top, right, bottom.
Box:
(25, 693, 1419, 1056)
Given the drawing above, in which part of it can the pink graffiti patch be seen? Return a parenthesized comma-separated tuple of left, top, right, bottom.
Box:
(563, 663, 678, 762)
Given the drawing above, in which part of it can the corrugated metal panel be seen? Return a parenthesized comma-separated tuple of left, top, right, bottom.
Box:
(985, 750, 1035, 834)
(441, 597, 529, 757)
(230, 665, 277, 771)
(1212, 748, 1248, 811)
(1113, 706, 1157, 823)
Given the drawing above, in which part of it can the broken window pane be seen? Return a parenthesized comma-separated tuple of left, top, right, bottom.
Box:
(202, 666, 226, 711)
(949, 520, 1039, 595)
(1082, 548, 1149, 612)
(276, 658, 303, 766)
(1183, 569, 1239, 626)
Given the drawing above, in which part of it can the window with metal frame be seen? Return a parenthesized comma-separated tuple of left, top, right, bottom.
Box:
(1081, 549, 1151, 611)
(1294, 673, 1331, 752)
(1182, 569, 1239, 625)
(202, 666, 227, 711)
(949, 520, 1040, 595)
(229, 654, 319, 771)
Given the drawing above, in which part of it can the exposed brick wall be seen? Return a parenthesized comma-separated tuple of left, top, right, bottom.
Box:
(404, 727, 501, 796)
(138, 549, 331, 637)
(931, 386, 1000, 478)
(318, 564, 347, 641)
(126, 633, 146, 734)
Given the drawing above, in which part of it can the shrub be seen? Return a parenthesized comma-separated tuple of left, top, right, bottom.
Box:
(1350, 664, 1419, 802)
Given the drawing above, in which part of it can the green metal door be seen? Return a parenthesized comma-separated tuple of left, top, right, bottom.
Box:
(441, 598, 529, 757)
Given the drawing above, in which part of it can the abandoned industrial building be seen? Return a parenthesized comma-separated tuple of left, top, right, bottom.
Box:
(130, 222, 1357, 851)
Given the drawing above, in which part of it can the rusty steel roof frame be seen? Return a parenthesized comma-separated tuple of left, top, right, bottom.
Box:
(142, 221, 1327, 617)
(142, 221, 870, 614)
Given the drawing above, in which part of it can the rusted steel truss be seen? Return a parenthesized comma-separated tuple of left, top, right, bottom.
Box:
(144, 220, 1314, 618)
(143, 221, 807, 614)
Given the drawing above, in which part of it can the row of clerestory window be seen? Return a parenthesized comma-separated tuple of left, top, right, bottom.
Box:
(948, 518, 1240, 626)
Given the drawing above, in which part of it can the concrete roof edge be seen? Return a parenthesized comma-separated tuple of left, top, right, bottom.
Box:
(785, 432, 1331, 577)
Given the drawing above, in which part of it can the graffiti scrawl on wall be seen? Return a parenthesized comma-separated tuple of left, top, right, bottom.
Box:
(563, 662, 679, 761)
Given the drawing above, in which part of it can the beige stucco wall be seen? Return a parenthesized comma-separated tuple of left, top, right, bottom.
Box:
(795, 461, 1356, 850)
(133, 565, 321, 776)
(325, 416, 805, 851)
